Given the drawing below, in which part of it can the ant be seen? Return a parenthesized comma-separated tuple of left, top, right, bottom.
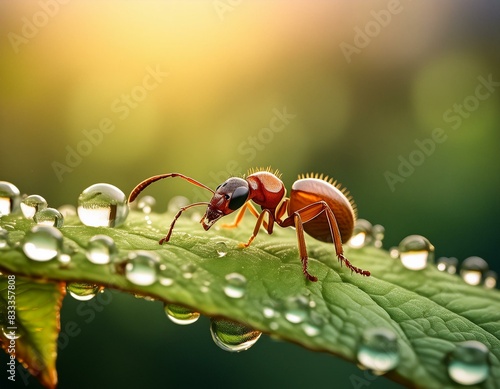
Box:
(128, 168, 370, 282)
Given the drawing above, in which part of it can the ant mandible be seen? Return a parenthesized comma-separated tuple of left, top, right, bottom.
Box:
(128, 168, 370, 282)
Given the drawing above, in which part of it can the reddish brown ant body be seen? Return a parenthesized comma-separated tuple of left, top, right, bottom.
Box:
(128, 168, 370, 282)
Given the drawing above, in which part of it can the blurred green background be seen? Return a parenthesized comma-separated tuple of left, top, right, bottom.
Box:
(1, 1, 499, 388)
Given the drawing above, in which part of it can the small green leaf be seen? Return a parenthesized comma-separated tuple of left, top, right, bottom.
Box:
(0, 211, 499, 389)
(0, 277, 64, 389)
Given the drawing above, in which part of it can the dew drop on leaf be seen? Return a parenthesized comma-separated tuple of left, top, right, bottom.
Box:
(77, 183, 129, 227)
(460, 256, 489, 286)
(348, 219, 373, 249)
(86, 235, 117, 265)
(1, 326, 20, 340)
(34, 207, 64, 228)
(20, 194, 47, 219)
(58, 204, 77, 217)
(125, 251, 159, 286)
(447, 340, 490, 385)
(357, 327, 399, 375)
(137, 195, 156, 214)
(284, 295, 310, 324)
(223, 272, 247, 299)
(164, 303, 200, 325)
(22, 225, 62, 261)
(181, 263, 197, 279)
(0, 228, 9, 250)
(210, 318, 261, 352)
(484, 271, 497, 289)
(67, 282, 100, 301)
(398, 235, 434, 270)
(215, 241, 228, 257)
(0, 181, 20, 216)
(436, 257, 458, 274)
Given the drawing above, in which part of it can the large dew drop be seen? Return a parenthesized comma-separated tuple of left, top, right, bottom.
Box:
(357, 328, 400, 374)
(34, 207, 64, 228)
(210, 318, 262, 352)
(20, 194, 47, 219)
(22, 225, 63, 261)
(125, 251, 159, 286)
(398, 235, 434, 270)
(460, 256, 489, 286)
(86, 235, 117, 265)
(447, 340, 490, 385)
(77, 183, 129, 227)
(164, 303, 200, 325)
(0, 181, 20, 216)
(67, 282, 100, 301)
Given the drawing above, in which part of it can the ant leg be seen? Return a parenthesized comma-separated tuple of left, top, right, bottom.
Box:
(238, 209, 274, 248)
(222, 202, 271, 230)
(322, 206, 370, 276)
(292, 213, 318, 282)
(159, 202, 210, 244)
(280, 201, 370, 277)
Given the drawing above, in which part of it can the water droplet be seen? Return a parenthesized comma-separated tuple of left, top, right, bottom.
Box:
(263, 306, 276, 319)
(58, 253, 72, 266)
(22, 225, 63, 261)
(348, 219, 372, 249)
(389, 247, 399, 259)
(460, 256, 489, 286)
(302, 323, 321, 337)
(125, 251, 159, 286)
(164, 304, 200, 325)
(2, 326, 20, 340)
(20, 194, 47, 219)
(158, 263, 177, 286)
(215, 241, 228, 257)
(398, 235, 434, 270)
(284, 295, 310, 324)
(67, 282, 100, 301)
(34, 207, 64, 228)
(210, 318, 262, 352)
(372, 224, 385, 248)
(484, 271, 497, 289)
(58, 204, 77, 217)
(168, 196, 189, 213)
(181, 263, 197, 279)
(223, 272, 247, 299)
(86, 235, 117, 265)
(357, 328, 399, 374)
(447, 340, 490, 385)
(436, 257, 458, 274)
(0, 181, 20, 216)
(0, 229, 9, 250)
(137, 195, 156, 214)
(77, 183, 129, 227)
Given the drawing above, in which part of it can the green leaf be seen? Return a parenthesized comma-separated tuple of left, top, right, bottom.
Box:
(0, 276, 64, 389)
(0, 211, 499, 389)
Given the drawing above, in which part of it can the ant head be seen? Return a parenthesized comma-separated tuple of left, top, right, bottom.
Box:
(201, 177, 249, 230)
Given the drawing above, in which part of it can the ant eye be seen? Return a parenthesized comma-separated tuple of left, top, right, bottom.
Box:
(224, 194, 230, 200)
(228, 186, 249, 210)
